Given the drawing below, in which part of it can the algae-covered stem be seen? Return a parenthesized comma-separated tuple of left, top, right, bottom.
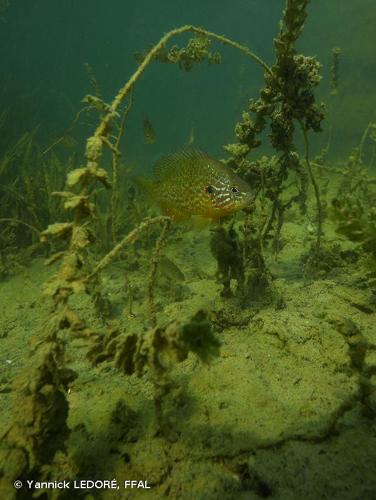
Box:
(148, 219, 171, 327)
(88, 216, 171, 279)
(358, 122, 373, 165)
(110, 89, 133, 243)
(300, 121, 322, 253)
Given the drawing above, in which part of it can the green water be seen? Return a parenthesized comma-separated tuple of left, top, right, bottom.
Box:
(0, 1, 376, 499)
(1, 0, 375, 159)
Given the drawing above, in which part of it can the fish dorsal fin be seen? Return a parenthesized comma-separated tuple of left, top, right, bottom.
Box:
(153, 149, 212, 181)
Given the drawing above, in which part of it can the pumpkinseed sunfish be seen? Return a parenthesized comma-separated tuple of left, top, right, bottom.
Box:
(137, 150, 253, 222)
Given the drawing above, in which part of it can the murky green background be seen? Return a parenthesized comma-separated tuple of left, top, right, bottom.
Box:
(1, 0, 375, 162)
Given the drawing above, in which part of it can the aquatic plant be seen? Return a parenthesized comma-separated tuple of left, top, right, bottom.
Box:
(0, 325, 77, 499)
(148, 218, 171, 326)
(313, 47, 342, 169)
(333, 122, 376, 201)
(358, 122, 376, 167)
(210, 214, 283, 307)
(135, 33, 222, 72)
(330, 47, 341, 97)
(223, 0, 325, 282)
(0, 125, 72, 278)
(86, 309, 220, 436)
(332, 193, 376, 270)
(210, 223, 245, 299)
(326, 123, 376, 295)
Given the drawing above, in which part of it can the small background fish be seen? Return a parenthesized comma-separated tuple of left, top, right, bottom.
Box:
(186, 126, 195, 146)
(136, 150, 253, 222)
(142, 116, 156, 144)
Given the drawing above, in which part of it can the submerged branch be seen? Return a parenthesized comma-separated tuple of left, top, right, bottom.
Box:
(148, 218, 171, 327)
(192, 27, 272, 75)
(87, 216, 171, 279)
(358, 122, 373, 165)
(110, 90, 133, 244)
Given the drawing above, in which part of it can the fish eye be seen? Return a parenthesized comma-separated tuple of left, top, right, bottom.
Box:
(231, 186, 239, 193)
(205, 185, 215, 194)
